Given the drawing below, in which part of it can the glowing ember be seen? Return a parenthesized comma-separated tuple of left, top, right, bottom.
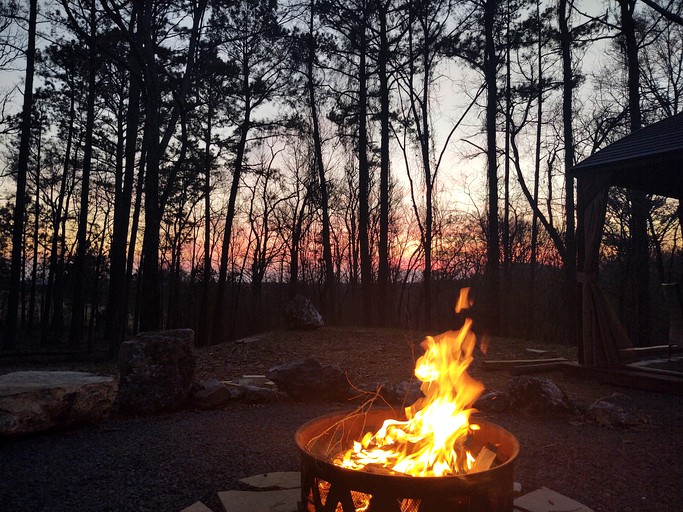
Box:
(334, 288, 486, 477)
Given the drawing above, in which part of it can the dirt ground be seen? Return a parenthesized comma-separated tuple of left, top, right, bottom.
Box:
(1, 326, 682, 512)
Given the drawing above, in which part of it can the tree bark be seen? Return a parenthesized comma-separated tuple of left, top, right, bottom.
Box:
(42, 90, 75, 345)
(377, 2, 390, 327)
(358, 7, 373, 327)
(484, 0, 500, 334)
(69, 0, 98, 345)
(197, 88, 214, 347)
(307, 1, 335, 322)
(28, 117, 43, 331)
(558, 0, 580, 354)
(619, 0, 649, 346)
(105, 53, 141, 350)
(4, 0, 37, 349)
(212, 114, 249, 344)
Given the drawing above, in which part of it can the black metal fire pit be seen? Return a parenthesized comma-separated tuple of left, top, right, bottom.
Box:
(295, 408, 520, 512)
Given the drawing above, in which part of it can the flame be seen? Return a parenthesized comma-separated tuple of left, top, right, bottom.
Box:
(335, 288, 485, 477)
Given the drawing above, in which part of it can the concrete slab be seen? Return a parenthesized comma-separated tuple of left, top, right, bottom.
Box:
(218, 489, 300, 512)
(180, 501, 213, 512)
(239, 471, 300, 490)
(514, 487, 594, 512)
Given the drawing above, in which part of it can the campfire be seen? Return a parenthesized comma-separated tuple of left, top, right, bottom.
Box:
(295, 289, 520, 512)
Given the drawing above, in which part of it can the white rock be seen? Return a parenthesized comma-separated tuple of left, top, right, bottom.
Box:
(218, 489, 300, 512)
(179, 501, 213, 512)
(514, 487, 594, 512)
(0, 371, 117, 436)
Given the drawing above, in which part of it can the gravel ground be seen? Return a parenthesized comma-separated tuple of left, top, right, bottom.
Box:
(1, 327, 682, 512)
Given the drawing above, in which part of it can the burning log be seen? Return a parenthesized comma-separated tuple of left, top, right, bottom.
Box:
(470, 445, 497, 473)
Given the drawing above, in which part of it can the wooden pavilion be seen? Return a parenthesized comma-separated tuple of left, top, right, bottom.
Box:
(570, 112, 683, 393)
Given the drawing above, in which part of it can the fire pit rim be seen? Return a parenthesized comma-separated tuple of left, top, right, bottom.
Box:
(295, 407, 520, 490)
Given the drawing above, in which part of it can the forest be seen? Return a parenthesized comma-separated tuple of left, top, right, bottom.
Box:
(0, 0, 681, 355)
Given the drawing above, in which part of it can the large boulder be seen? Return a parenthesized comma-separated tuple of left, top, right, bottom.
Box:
(506, 375, 572, 415)
(587, 393, 644, 427)
(266, 358, 351, 401)
(283, 295, 324, 329)
(118, 329, 195, 414)
(0, 371, 117, 437)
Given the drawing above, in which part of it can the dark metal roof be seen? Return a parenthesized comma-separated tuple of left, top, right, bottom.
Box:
(572, 112, 683, 199)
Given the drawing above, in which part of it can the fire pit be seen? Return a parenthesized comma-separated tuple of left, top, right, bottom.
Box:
(295, 289, 520, 512)
(296, 408, 519, 512)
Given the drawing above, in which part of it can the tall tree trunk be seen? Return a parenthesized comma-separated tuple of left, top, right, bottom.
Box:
(89, 204, 111, 342)
(138, 23, 163, 332)
(559, 0, 579, 354)
(212, 113, 250, 344)
(28, 118, 43, 331)
(358, 10, 373, 327)
(42, 91, 75, 345)
(619, 0, 649, 345)
(528, 0, 543, 340)
(53, 141, 81, 341)
(419, 11, 434, 328)
(502, 0, 511, 336)
(484, 0, 500, 334)
(377, 3, 390, 327)
(306, 2, 335, 322)
(4, 0, 37, 349)
(106, 66, 141, 350)
(126, 144, 145, 335)
(289, 201, 307, 297)
(69, 1, 98, 345)
(197, 90, 214, 346)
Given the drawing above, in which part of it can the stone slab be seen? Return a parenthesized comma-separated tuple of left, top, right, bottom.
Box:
(179, 501, 213, 512)
(0, 371, 117, 436)
(235, 335, 265, 344)
(526, 348, 553, 355)
(218, 489, 300, 512)
(514, 487, 594, 512)
(239, 472, 300, 490)
(0, 370, 114, 393)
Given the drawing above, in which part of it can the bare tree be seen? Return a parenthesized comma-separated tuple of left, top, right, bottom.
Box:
(4, 0, 37, 349)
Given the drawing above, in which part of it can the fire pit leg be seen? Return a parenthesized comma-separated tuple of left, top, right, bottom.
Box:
(324, 483, 356, 512)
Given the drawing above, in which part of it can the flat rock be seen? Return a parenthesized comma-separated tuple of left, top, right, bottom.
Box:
(235, 375, 273, 387)
(235, 335, 265, 344)
(239, 472, 301, 490)
(513, 487, 594, 512)
(228, 383, 279, 404)
(218, 489, 300, 512)
(525, 348, 553, 355)
(179, 501, 213, 512)
(0, 371, 117, 437)
(192, 379, 241, 410)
